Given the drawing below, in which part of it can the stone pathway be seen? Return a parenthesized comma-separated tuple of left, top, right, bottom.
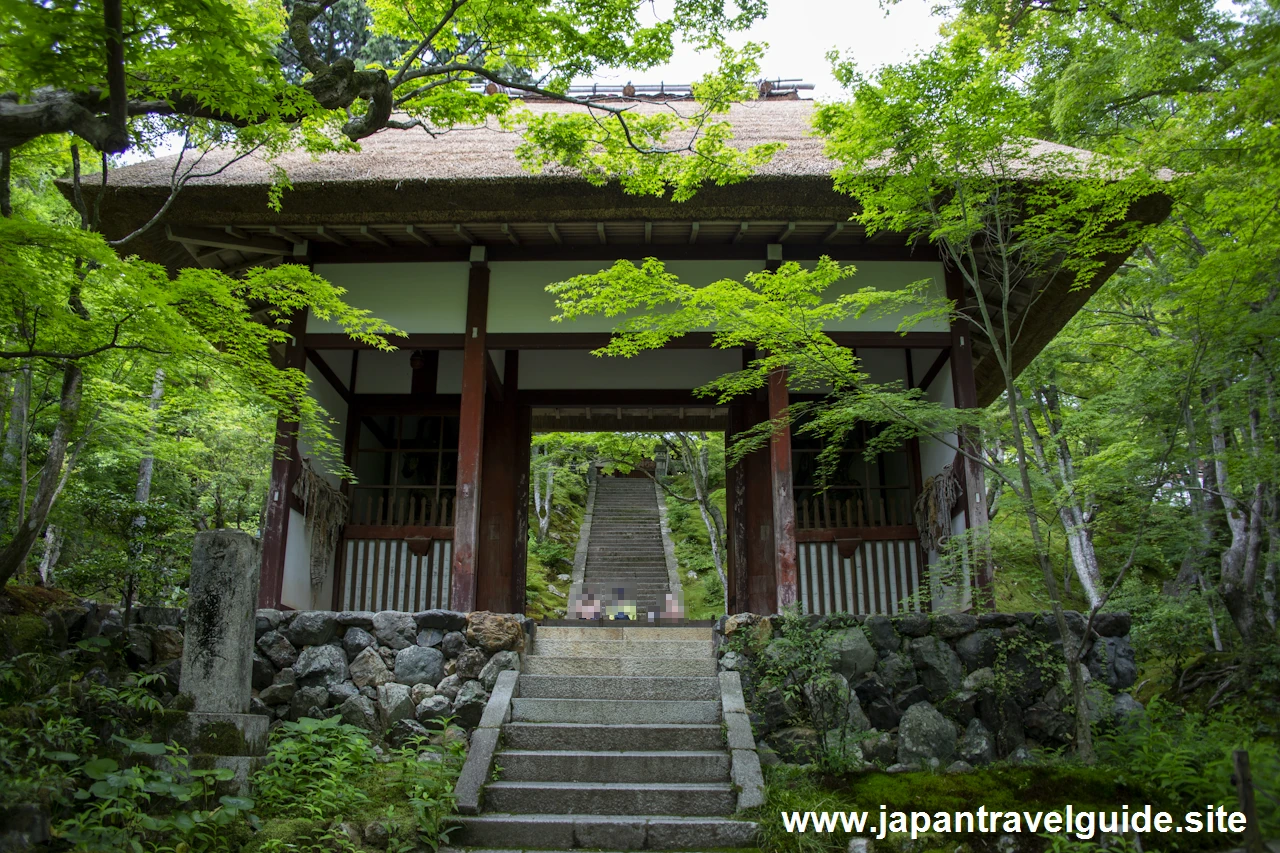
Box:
(449, 624, 760, 851)
(580, 477, 674, 614)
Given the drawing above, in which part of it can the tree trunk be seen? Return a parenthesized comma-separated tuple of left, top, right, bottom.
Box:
(532, 447, 555, 542)
(672, 433, 729, 608)
(0, 365, 84, 586)
(1020, 393, 1103, 607)
(0, 362, 30, 537)
(1206, 385, 1261, 642)
(123, 368, 164, 625)
(36, 524, 61, 586)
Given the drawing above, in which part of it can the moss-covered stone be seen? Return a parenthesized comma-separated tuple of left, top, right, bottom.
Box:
(193, 719, 249, 755)
(0, 613, 52, 655)
(151, 707, 191, 743)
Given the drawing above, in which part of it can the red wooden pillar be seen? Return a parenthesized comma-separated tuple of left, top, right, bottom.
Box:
(768, 369, 798, 611)
(476, 350, 522, 613)
(946, 266, 995, 607)
(510, 352, 532, 614)
(725, 403, 749, 614)
(260, 312, 307, 609)
(742, 398, 776, 614)
(451, 264, 489, 611)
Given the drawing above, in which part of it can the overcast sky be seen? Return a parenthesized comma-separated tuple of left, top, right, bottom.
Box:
(595, 0, 948, 101)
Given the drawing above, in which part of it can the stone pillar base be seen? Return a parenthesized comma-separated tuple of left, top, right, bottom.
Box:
(157, 711, 269, 797)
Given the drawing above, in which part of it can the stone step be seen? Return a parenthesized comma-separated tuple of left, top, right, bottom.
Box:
(510, 698, 721, 725)
(516, 674, 720, 700)
(450, 814, 758, 850)
(574, 582, 672, 591)
(522, 656, 718, 677)
(582, 567, 669, 573)
(534, 626, 713, 641)
(501, 722, 725, 752)
(580, 573, 670, 580)
(495, 750, 730, 783)
(532, 638, 713, 658)
(482, 781, 736, 817)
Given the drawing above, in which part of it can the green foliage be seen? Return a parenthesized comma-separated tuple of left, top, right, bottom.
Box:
(752, 762, 1135, 853)
(56, 738, 253, 853)
(1096, 699, 1280, 841)
(547, 259, 947, 464)
(0, 642, 256, 852)
(727, 608, 870, 774)
(1, 0, 779, 198)
(254, 716, 375, 820)
(249, 716, 465, 852)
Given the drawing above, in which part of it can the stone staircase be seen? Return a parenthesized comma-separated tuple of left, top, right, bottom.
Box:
(581, 477, 673, 614)
(450, 624, 760, 851)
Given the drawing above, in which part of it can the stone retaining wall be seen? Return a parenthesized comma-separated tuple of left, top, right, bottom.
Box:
(251, 608, 532, 746)
(714, 610, 1142, 772)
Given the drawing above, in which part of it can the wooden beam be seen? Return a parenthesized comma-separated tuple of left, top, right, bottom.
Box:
(726, 403, 749, 614)
(308, 241, 926, 265)
(507, 351, 529, 612)
(768, 369, 798, 610)
(742, 396, 775, 614)
(454, 224, 475, 244)
(451, 264, 490, 611)
(304, 332, 462, 350)
(826, 331, 952, 349)
(304, 348, 353, 404)
(316, 226, 349, 246)
(224, 226, 249, 240)
(733, 222, 749, 243)
(485, 351, 504, 403)
(597, 222, 607, 245)
(360, 225, 391, 247)
(917, 348, 951, 393)
(821, 222, 845, 243)
(644, 221, 652, 244)
(302, 330, 951, 352)
(547, 223, 562, 245)
(777, 222, 796, 243)
(517, 389, 722, 406)
(500, 224, 520, 246)
(166, 225, 293, 256)
(269, 225, 307, 245)
(260, 311, 307, 608)
(410, 349, 439, 395)
(405, 225, 433, 245)
(689, 222, 700, 244)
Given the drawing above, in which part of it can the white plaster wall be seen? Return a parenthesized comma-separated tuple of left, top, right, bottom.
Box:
(311, 263, 470, 333)
(487, 260, 765, 333)
(857, 348, 909, 388)
(796, 260, 948, 332)
(353, 349, 413, 394)
(436, 349, 464, 394)
(920, 364, 957, 482)
(314, 260, 943, 335)
(280, 509, 334, 610)
(519, 348, 743, 389)
(300, 360, 349, 488)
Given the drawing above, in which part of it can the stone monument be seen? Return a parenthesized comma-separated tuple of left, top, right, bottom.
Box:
(165, 529, 269, 794)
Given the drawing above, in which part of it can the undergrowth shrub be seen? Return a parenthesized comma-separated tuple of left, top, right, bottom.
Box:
(250, 716, 465, 852)
(1096, 698, 1280, 839)
(726, 607, 872, 774)
(1, 639, 255, 852)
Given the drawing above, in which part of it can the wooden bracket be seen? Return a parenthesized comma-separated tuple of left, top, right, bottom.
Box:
(835, 538, 863, 560)
(405, 537, 435, 556)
